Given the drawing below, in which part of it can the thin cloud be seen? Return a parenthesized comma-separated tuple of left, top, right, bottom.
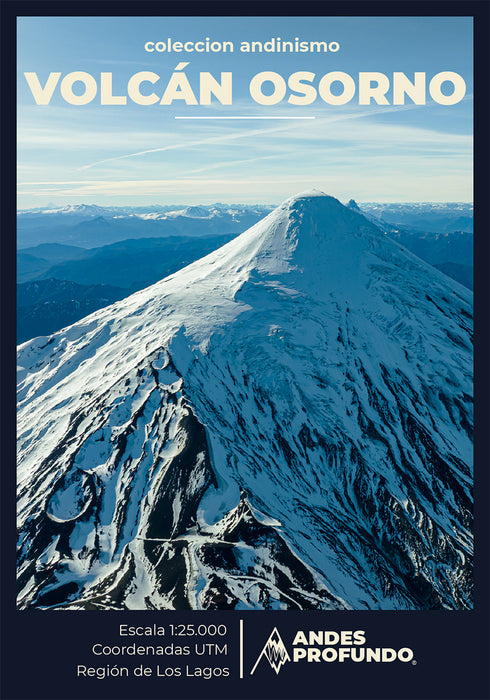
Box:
(187, 154, 284, 175)
(78, 123, 300, 171)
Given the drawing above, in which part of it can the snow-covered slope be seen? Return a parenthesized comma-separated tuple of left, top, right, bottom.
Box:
(17, 191, 473, 610)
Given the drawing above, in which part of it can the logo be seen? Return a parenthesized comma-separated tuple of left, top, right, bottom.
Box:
(250, 627, 291, 675)
(246, 627, 416, 675)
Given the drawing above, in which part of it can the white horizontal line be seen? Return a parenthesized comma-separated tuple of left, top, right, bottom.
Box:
(174, 116, 316, 120)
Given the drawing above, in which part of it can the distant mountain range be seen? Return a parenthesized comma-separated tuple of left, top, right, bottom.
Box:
(359, 202, 473, 233)
(17, 204, 274, 249)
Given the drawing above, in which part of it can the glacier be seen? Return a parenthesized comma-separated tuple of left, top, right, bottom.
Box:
(17, 191, 473, 610)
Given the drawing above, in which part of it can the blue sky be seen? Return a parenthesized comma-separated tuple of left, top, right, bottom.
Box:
(17, 16, 473, 207)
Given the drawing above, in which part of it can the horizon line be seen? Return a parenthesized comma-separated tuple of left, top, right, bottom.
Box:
(17, 199, 475, 212)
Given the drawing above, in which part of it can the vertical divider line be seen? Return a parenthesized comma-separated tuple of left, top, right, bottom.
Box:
(239, 619, 244, 679)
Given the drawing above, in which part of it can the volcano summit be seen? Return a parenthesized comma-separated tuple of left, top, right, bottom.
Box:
(17, 191, 473, 610)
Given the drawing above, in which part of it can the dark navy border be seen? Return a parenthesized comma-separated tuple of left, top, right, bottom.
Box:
(1, 2, 488, 699)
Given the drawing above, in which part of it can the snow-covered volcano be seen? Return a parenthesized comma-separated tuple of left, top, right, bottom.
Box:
(17, 191, 473, 610)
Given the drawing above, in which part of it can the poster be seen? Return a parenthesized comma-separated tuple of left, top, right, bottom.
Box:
(1, 2, 489, 699)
